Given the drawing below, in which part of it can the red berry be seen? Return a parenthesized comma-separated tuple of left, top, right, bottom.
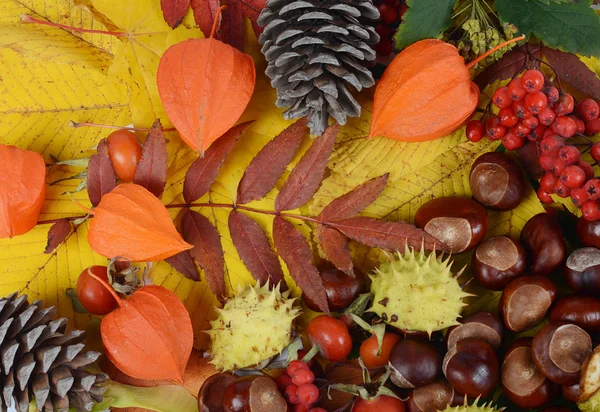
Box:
(553, 159, 568, 175)
(524, 91, 548, 114)
(307, 315, 352, 362)
(569, 115, 586, 135)
(582, 201, 600, 221)
(558, 145, 581, 165)
(485, 116, 506, 140)
(576, 98, 600, 121)
(552, 116, 577, 138)
(493, 87, 512, 109)
(502, 132, 525, 150)
(537, 187, 554, 204)
(288, 360, 309, 377)
(578, 161, 595, 179)
(540, 173, 558, 193)
(544, 86, 560, 103)
(543, 127, 556, 138)
(291, 369, 315, 386)
(379, 4, 399, 24)
(554, 179, 571, 197)
(585, 179, 600, 201)
(375, 37, 393, 56)
(309, 409, 328, 412)
(513, 122, 531, 138)
(522, 116, 539, 130)
(556, 94, 575, 116)
(512, 101, 529, 118)
(540, 134, 564, 155)
(286, 384, 301, 404)
(591, 142, 600, 162)
(466, 120, 484, 142)
(508, 78, 528, 101)
(539, 154, 558, 172)
(538, 106, 557, 126)
(560, 165, 586, 188)
(498, 108, 519, 127)
(276, 374, 294, 391)
(529, 125, 547, 141)
(585, 119, 600, 136)
(296, 383, 319, 405)
(521, 70, 545, 93)
(571, 187, 589, 208)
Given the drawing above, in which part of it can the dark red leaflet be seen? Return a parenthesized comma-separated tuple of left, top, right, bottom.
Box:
(134, 120, 168, 198)
(318, 174, 389, 221)
(318, 227, 354, 276)
(543, 47, 600, 100)
(181, 209, 226, 304)
(275, 122, 340, 212)
(44, 219, 73, 254)
(273, 217, 329, 313)
(165, 250, 200, 281)
(220, 0, 244, 51)
(329, 217, 448, 252)
(237, 118, 307, 205)
(87, 140, 116, 207)
(191, 0, 220, 38)
(228, 211, 285, 287)
(183, 122, 251, 204)
(160, 0, 190, 28)
(474, 44, 541, 90)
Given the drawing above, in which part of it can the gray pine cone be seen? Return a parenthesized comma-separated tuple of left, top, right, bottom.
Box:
(258, 0, 380, 136)
(0, 294, 107, 412)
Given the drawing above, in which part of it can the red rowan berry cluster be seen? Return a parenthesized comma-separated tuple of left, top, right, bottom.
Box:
(276, 360, 324, 412)
(467, 69, 600, 221)
(373, 0, 407, 56)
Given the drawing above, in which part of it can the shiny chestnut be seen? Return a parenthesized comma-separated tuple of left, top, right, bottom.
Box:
(520, 213, 566, 276)
(562, 384, 581, 403)
(549, 295, 600, 334)
(501, 338, 559, 408)
(564, 247, 600, 295)
(198, 373, 237, 412)
(577, 217, 600, 249)
(445, 311, 503, 351)
(470, 152, 526, 211)
(472, 236, 526, 290)
(415, 197, 488, 253)
(499, 276, 557, 332)
(406, 379, 463, 412)
(532, 323, 592, 386)
(304, 263, 366, 312)
(442, 338, 499, 399)
(389, 339, 442, 389)
(222, 376, 287, 412)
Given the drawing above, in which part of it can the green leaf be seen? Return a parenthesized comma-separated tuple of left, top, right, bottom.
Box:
(530, 0, 578, 4)
(393, 0, 455, 50)
(496, 0, 600, 57)
(92, 381, 199, 412)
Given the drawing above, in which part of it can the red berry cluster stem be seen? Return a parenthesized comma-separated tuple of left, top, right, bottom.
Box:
(467, 68, 600, 221)
(373, 0, 407, 57)
(277, 360, 324, 412)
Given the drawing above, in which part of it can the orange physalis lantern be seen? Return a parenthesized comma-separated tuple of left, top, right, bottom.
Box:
(370, 36, 525, 142)
(0, 144, 46, 239)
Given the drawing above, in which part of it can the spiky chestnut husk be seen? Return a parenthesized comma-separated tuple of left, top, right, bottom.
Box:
(440, 397, 504, 412)
(580, 392, 600, 412)
(368, 248, 470, 334)
(206, 283, 300, 371)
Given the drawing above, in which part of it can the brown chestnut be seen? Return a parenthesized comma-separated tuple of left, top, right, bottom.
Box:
(469, 152, 526, 211)
(532, 323, 592, 386)
(549, 295, 600, 334)
(499, 275, 557, 332)
(415, 197, 488, 253)
(501, 337, 559, 408)
(389, 339, 442, 389)
(578, 216, 600, 249)
(562, 383, 581, 403)
(198, 373, 237, 412)
(472, 236, 526, 290)
(406, 379, 463, 412)
(442, 338, 499, 399)
(445, 311, 503, 351)
(520, 213, 566, 276)
(564, 247, 600, 295)
(222, 376, 287, 412)
(304, 263, 366, 312)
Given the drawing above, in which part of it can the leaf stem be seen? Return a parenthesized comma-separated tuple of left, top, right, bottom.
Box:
(21, 14, 129, 37)
(37, 215, 88, 225)
(466, 34, 526, 70)
(69, 121, 176, 132)
(210, 6, 227, 39)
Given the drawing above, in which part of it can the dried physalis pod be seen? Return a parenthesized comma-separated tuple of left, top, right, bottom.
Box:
(520, 213, 566, 276)
(388, 339, 442, 389)
(445, 311, 503, 351)
(499, 276, 557, 332)
(415, 197, 488, 253)
(472, 236, 526, 290)
(564, 248, 600, 295)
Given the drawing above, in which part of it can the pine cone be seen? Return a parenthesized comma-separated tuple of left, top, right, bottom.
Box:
(258, 0, 380, 136)
(0, 294, 107, 412)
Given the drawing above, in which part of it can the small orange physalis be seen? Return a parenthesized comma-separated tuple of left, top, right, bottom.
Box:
(0, 144, 46, 239)
(87, 183, 192, 262)
(157, 6, 256, 155)
(370, 36, 525, 142)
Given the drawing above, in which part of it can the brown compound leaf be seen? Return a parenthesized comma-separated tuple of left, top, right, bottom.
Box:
(237, 119, 307, 204)
(317, 227, 354, 276)
(273, 216, 328, 313)
(44, 219, 73, 254)
(87, 140, 116, 207)
(228, 210, 284, 287)
(165, 251, 200, 282)
(134, 120, 168, 198)
(275, 122, 340, 212)
(160, 0, 190, 28)
(191, 0, 220, 38)
(181, 209, 226, 304)
(543, 47, 600, 100)
(474, 44, 541, 89)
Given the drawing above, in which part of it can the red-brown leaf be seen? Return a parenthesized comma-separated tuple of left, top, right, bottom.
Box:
(220, 0, 244, 51)
(228, 211, 284, 287)
(165, 251, 200, 281)
(44, 219, 73, 254)
(134, 120, 168, 198)
(474, 44, 541, 90)
(87, 140, 116, 207)
(330, 217, 448, 252)
(318, 227, 353, 276)
(183, 122, 250, 203)
(241, 0, 266, 35)
(543, 47, 600, 100)
(237, 119, 307, 204)
(161, 0, 190, 28)
(275, 122, 340, 212)
(318, 174, 389, 221)
(181, 209, 226, 303)
(273, 216, 329, 313)
(519, 141, 543, 180)
(191, 0, 220, 38)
